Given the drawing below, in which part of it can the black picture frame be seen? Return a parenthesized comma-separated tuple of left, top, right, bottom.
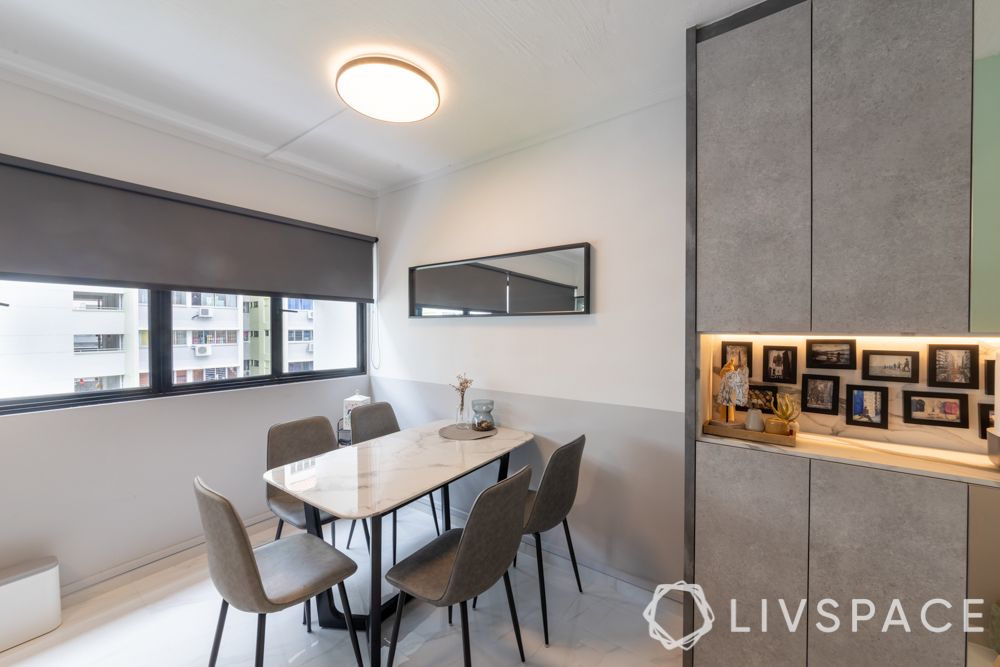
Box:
(903, 390, 970, 429)
(979, 402, 995, 440)
(862, 350, 919, 383)
(927, 344, 979, 389)
(736, 384, 778, 414)
(762, 345, 797, 384)
(845, 384, 889, 429)
(986, 360, 995, 397)
(801, 374, 840, 416)
(721, 341, 753, 376)
(806, 339, 857, 370)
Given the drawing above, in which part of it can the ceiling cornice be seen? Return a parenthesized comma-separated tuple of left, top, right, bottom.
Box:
(0, 48, 379, 198)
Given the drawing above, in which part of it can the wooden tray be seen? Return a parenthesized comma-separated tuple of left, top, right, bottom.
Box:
(702, 421, 797, 447)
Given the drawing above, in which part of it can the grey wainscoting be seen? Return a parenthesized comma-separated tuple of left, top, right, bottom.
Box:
(370, 376, 684, 590)
(693, 442, 810, 666)
(696, 1, 812, 333)
(808, 461, 967, 667)
(811, 0, 972, 333)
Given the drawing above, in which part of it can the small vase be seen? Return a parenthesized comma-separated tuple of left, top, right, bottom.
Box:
(471, 399, 496, 432)
(455, 401, 469, 428)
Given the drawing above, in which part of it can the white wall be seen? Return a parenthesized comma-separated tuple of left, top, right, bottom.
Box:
(0, 77, 376, 589)
(373, 99, 687, 587)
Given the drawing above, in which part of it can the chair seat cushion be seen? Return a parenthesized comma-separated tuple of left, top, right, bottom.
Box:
(254, 533, 358, 608)
(386, 529, 463, 605)
(268, 491, 334, 529)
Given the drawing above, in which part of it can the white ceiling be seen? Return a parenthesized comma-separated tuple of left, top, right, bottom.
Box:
(0, 0, 750, 196)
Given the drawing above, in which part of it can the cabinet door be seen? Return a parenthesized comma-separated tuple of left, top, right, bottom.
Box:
(694, 442, 810, 666)
(812, 0, 972, 333)
(696, 2, 811, 333)
(808, 462, 967, 666)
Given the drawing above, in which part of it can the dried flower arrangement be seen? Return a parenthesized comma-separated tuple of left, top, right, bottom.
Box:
(451, 373, 473, 417)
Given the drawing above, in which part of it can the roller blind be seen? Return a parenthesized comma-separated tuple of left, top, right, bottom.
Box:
(412, 264, 508, 312)
(508, 274, 576, 313)
(0, 155, 376, 301)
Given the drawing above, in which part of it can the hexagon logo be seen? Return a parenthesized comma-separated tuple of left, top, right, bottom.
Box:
(642, 581, 715, 651)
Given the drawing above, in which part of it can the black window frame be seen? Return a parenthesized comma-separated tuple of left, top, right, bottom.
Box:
(0, 276, 367, 415)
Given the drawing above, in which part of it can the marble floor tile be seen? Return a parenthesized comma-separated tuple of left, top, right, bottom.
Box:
(0, 506, 682, 666)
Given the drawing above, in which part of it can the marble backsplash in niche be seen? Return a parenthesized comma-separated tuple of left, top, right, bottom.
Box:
(704, 335, 1000, 455)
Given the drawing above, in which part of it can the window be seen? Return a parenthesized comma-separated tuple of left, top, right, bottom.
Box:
(171, 292, 270, 386)
(282, 298, 358, 372)
(138, 289, 149, 305)
(0, 279, 150, 402)
(172, 291, 187, 306)
(139, 330, 149, 347)
(74, 334, 125, 353)
(74, 375, 124, 392)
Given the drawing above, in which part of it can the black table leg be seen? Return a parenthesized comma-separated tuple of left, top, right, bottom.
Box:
(369, 513, 383, 667)
(442, 484, 451, 531)
(498, 453, 510, 482)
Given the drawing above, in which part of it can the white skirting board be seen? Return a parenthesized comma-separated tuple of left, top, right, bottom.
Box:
(0, 557, 61, 652)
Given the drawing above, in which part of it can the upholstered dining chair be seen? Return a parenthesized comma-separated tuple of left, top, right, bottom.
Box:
(347, 402, 441, 562)
(193, 477, 363, 667)
(520, 435, 586, 646)
(385, 467, 532, 667)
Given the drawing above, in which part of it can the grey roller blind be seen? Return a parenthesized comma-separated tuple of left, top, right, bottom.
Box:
(0, 156, 376, 301)
(508, 274, 576, 313)
(412, 264, 507, 312)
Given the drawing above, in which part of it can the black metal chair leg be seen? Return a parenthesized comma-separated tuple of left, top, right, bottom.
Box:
(362, 519, 371, 553)
(459, 600, 472, 667)
(514, 551, 518, 569)
(338, 583, 364, 667)
(305, 599, 312, 633)
(448, 605, 453, 625)
(208, 599, 228, 667)
(429, 491, 440, 536)
(503, 571, 525, 662)
(472, 595, 477, 609)
(347, 519, 357, 548)
(534, 532, 549, 646)
(255, 614, 266, 667)
(329, 519, 336, 547)
(392, 510, 398, 565)
(563, 519, 583, 593)
(387, 591, 406, 667)
(274, 519, 283, 541)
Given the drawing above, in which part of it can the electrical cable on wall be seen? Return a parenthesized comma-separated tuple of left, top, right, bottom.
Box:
(369, 242, 382, 370)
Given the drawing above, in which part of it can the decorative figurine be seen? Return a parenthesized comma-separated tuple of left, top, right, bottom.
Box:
(716, 357, 749, 424)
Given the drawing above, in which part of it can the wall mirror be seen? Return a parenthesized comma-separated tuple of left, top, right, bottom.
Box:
(972, 0, 1000, 332)
(409, 243, 590, 317)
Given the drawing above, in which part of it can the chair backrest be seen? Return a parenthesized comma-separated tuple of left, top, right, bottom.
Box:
(525, 435, 586, 533)
(193, 477, 269, 613)
(350, 402, 400, 444)
(439, 466, 532, 605)
(266, 416, 338, 502)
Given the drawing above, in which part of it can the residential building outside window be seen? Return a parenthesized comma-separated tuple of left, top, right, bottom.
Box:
(74, 375, 124, 392)
(74, 334, 125, 353)
(288, 361, 314, 372)
(281, 298, 358, 373)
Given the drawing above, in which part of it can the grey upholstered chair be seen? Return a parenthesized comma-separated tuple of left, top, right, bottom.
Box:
(385, 467, 532, 667)
(347, 402, 440, 561)
(522, 435, 586, 646)
(193, 477, 363, 667)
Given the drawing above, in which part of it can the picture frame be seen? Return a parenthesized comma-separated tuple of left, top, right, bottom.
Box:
(845, 384, 889, 429)
(806, 339, 857, 370)
(986, 360, 995, 397)
(736, 384, 778, 414)
(721, 341, 753, 377)
(762, 345, 797, 384)
(801, 374, 840, 416)
(927, 344, 979, 389)
(861, 350, 919, 383)
(979, 402, 996, 440)
(902, 390, 969, 429)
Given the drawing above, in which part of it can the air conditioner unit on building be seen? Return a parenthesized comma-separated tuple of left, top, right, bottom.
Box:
(197, 307, 212, 318)
(306, 343, 314, 352)
(194, 345, 212, 357)
(306, 310, 314, 320)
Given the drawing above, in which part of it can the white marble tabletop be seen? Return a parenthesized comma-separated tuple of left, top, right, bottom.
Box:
(263, 420, 534, 519)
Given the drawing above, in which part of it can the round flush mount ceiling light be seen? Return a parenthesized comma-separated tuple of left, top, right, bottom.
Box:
(335, 56, 439, 123)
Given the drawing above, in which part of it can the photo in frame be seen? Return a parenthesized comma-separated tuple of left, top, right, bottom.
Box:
(862, 350, 919, 383)
(927, 344, 979, 389)
(979, 402, 996, 440)
(903, 390, 969, 429)
(806, 339, 857, 370)
(762, 345, 797, 384)
(845, 384, 889, 429)
(801, 374, 840, 416)
(736, 384, 778, 414)
(721, 341, 753, 376)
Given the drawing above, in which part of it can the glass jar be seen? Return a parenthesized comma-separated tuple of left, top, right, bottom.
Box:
(471, 399, 496, 432)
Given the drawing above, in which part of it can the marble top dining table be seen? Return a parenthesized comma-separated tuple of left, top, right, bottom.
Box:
(263, 419, 534, 520)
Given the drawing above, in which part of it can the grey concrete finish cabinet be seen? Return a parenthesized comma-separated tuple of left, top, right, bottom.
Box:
(811, 0, 973, 333)
(693, 442, 809, 666)
(696, 2, 811, 333)
(808, 461, 967, 666)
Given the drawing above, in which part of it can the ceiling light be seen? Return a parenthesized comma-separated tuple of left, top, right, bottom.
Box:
(335, 56, 439, 123)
